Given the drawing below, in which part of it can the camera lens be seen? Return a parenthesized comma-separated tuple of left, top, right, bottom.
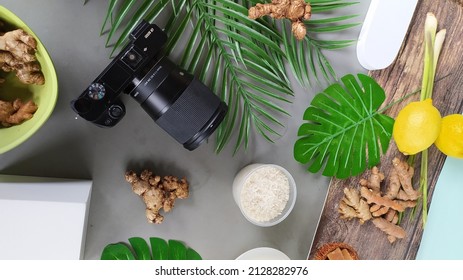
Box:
(129, 57, 227, 150)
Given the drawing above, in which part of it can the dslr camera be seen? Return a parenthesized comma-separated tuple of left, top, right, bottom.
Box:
(71, 21, 228, 150)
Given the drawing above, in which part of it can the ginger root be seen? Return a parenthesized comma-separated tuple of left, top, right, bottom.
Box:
(0, 27, 45, 85)
(359, 166, 384, 194)
(248, 0, 312, 40)
(338, 158, 419, 243)
(0, 98, 38, 127)
(125, 169, 189, 224)
(338, 187, 371, 224)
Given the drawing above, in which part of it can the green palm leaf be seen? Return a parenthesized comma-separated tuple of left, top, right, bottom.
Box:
(99, 0, 357, 152)
(162, 0, 291, 153)
(283, 0, 358, 88)
(101, 237, 202, 260)
(294, 74, 395, 179)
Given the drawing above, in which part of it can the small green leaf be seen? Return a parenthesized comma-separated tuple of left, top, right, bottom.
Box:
(101, 237, 202, 260)
(145, 0, 171, 22)
(106, 0, 137, 47)
(186, 248, 202, 260)
(101, 243, 135, 260)
(100, 0, 119, 35)
(306, 14, 358, 25)
(128, 237, 152, 260)
(110, 0, 156, 56)
(168, 240, 187, 260)
(311, 1, 359, 13)
(309, 23, 360, 33)
(150, 237, 169, 260)
(312, 39, 356, 50)
(294, 73, 395, 179)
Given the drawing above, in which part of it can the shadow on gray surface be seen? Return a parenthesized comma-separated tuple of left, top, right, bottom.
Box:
(0, 133, 92, 180)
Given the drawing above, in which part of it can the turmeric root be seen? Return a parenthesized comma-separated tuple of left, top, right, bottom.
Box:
(392, 157, 420, 200)
(0, 98, 38, 127)
(360, 187, 405, 212)
(371, 205, 389, 217)
(384, 208, 398, 223)
(338, 158, 420, 243)
(248, 0, 312, 40)
(372, 217, 406, 243)
(125, 169, 189, 224)
(385, 168, 401, 199)
(0, 28, 45, 85)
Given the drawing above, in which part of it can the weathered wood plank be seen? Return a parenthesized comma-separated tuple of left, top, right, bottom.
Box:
(309, 0, 463, 260)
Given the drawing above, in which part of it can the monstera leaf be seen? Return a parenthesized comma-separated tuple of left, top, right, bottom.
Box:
(101, 237, 202, 260)
(294, 74, 395, 179)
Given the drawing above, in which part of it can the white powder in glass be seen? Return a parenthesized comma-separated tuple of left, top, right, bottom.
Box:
(240, 166, 290, 222)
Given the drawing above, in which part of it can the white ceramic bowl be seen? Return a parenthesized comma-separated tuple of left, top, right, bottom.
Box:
(232, 163, 297, 227)
(236, 247, 290, 260)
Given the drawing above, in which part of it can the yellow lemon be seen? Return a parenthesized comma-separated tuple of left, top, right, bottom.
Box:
(434, 114, 463, 158)
(393, 99, 442, 155)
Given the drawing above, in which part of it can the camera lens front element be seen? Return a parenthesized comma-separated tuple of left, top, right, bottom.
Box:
(87, 83, 106, 100)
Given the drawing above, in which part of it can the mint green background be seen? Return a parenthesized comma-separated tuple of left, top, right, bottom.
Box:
(417, 156, 463, 260)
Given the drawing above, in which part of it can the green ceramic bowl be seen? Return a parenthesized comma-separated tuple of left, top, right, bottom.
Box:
(0, 5, 58, 154)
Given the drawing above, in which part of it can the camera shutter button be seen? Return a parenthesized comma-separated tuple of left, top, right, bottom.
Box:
(109, 105, 124, 119)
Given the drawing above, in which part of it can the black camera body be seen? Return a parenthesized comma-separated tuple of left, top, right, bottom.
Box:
(71, 21, 227, 150)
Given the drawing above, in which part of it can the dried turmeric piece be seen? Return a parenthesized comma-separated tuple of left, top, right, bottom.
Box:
(385, 168, 401, 199)
(371, 205, 389, 217)
(337, 158, 420, 243)
(360, 187, 405, 212)
(372, 217, 407, 243)
(392, 157, 420, 200)
(248, 0, 312, 40)
(384, 208, 397, 223)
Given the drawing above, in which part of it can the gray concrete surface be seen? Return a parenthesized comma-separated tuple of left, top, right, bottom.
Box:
(0, 0, 369, 259)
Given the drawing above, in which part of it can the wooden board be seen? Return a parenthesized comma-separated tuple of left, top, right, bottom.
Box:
(308, 0, 463, 260)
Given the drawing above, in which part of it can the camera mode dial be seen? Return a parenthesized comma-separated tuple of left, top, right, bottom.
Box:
(88, 83, 106, 100)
